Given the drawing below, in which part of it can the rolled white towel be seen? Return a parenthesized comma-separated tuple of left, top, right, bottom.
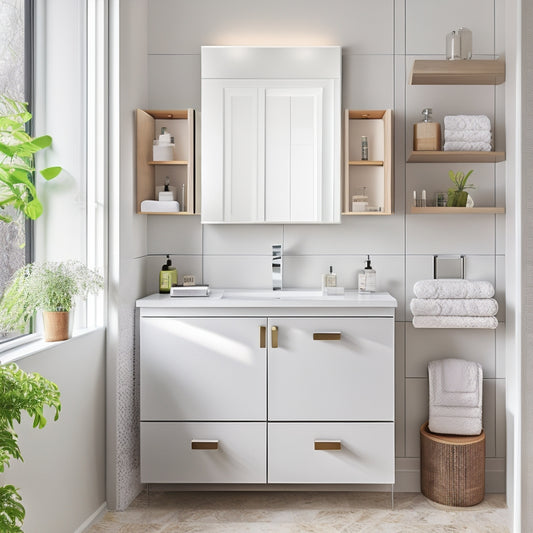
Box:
(410, 298, 498, 317)
(413, 315, 498, 329)
(444, 130, 492, 143)
(413, 279, 495, 299)
(140, 200, 180, 213)
(444, 141, 492, 152)
(444, 115, 491, 131)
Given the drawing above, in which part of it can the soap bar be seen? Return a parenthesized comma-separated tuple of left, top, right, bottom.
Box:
(414, 122, 441, 151)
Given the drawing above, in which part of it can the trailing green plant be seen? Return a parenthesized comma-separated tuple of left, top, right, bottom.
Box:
(0, 363, 61, 532)
(0, 260, 104, 333)
(0, 96, 62, 223)
(447, 169, 475, 207)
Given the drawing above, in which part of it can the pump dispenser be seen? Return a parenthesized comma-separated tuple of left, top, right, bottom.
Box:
(358, 255, 377, 293)
(413, 108, 441, 151)
(159, 255, 178, 293)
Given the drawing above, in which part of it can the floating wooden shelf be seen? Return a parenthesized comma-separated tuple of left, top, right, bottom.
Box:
(410, 207, 505, 214)
(348, 160, 384, 167)
(148, 160, 188, 166)
(408, 151, 505, 163)
(410, 59, 505, 85)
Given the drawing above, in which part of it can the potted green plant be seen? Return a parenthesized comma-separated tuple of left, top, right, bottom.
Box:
(446, 169, 475, 207)
(0, 260, 104, 341)
(0, 95, 61, 223)
(0, 363, 60, 532)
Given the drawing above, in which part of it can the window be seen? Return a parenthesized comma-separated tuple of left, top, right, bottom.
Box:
(0, 0, 33, 343)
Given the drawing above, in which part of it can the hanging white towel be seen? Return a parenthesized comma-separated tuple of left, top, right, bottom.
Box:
(413, 279, 495, 299)
(410, 298, 498, 317)
(444, 130, 492, 143)
(428, 359, 483, 435)
(444, 115, 491, 131)
(444, 141, 492, 152)
(413, 316, 498, 329)
(140, 200, 180, 213)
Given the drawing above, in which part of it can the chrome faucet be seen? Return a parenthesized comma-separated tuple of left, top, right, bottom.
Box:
(272, 244, 282, 291)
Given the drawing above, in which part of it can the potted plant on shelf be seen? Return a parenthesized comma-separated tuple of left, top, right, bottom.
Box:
(0, 260, 104, 341)
(446, 169, 475, 207)
(0, 96, 61, 223)
(0, 363, 61, 532)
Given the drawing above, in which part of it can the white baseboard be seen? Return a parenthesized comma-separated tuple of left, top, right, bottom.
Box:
(74, 502, 107, 533)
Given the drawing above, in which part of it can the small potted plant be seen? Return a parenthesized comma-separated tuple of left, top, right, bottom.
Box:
(0, 260, 104, 341)
(446, 169, 475, 207)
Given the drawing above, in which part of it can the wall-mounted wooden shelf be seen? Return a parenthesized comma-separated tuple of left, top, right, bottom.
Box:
(344, 109, 393, 215)
(410, 59, 505, 85)
(136, 108, 198, 215)
(147, 161, 188, 166)
(408, 151, 505, 163)
(348, 161, 384, 167)
(410, 207, 505, 214)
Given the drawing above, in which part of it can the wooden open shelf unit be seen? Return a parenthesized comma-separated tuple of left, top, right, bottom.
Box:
(136, 108, 197, 215)
(410, 207, 505, 215)
(343, 109, 393, 215)
(408, 150, 506, 163)
(410, 59, 505, 85)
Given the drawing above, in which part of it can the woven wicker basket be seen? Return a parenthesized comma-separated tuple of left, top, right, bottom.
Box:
(420, 422, 485, 507)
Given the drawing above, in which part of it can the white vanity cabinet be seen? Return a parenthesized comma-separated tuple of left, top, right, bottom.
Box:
(137, 292, 396, 486)
(201, 46, 341, 224)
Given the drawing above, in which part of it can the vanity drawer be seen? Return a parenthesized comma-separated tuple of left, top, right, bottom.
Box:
(140, 317, 266, 421)
(268, 317, 394, 421)
(268, 422, 394, 484)
(140, 422, 267, 483)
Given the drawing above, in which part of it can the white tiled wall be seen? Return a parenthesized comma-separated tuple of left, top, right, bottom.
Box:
(143, 0, 505, 490)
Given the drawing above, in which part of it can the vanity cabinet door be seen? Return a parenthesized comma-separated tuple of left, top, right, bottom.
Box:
(140, 317, 267, 421)
(268, 317, 394, 421)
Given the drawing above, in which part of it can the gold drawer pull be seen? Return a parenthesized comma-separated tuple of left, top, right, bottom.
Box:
(313, 332, 341, 341)
(260, 326, 266, 348)
(191, 440, 219, 450)
(271, 326, 278, 348)
(314, 440, 342, 451)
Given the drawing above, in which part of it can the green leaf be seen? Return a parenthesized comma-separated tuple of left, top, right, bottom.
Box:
(39, 166, 61, 181)
(0, 142, 15, 158)
(23, 199, 43, 220)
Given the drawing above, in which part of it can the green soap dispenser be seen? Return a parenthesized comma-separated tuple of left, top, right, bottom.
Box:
(159, 255, 178, 293)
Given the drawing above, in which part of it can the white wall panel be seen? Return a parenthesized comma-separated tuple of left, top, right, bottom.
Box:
(405, 0, 495, 55)
(148, 55, 201, 109)
(395, 323, 406, 457)
(405, 324, 496, 378)
(148, 0, 394, 55)
(147, 215, 202, 255)
(203, 255, 272, 289)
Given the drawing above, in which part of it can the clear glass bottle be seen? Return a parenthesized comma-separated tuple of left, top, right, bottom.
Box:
(446, 30, 461, 60)
(361, 136, 368, 161)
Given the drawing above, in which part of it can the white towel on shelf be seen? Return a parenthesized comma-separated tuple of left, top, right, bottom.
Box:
(410, 298, 498, 317)
(413, 315, 498, 329)
(444, 115, 491, 131)
(413, 279, 495, 299)
(444, 141, 492, 152)
(140, 200, 180, 213)
(428, 359, 483, 435)
(444, 130, 492, 143)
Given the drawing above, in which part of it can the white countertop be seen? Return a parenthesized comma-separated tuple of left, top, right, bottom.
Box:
(136, 289, 397, 309)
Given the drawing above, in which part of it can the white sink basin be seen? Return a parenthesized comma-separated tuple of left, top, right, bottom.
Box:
(222, 289, 324, 300)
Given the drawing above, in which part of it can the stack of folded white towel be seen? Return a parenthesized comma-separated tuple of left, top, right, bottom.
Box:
(428, 358, 483, 436)
(443, 115, 492, 152)
(411, 279, 498, 329)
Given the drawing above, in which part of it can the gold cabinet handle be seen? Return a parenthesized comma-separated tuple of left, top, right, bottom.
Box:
(313, 332, 342, 341)
(260, 326, 266, 348)
(271, 326, 278, 348)
(191, 440, 219, 450)
(314, 440, 342, 451)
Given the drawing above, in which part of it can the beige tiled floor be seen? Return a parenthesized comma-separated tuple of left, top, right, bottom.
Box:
(87, 491, 509, 532)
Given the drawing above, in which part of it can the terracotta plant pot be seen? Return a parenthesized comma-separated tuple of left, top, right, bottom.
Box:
(42, 311, 71, 342)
